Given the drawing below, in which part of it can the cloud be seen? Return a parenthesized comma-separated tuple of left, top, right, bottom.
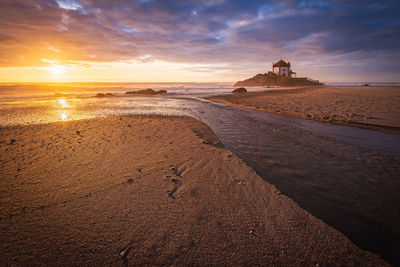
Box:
(0, 0, 399, 81)
(55, 0, 82, 10)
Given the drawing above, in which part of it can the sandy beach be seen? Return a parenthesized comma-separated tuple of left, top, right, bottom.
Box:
(208, 86, 400, 132)
(1, 0, 399, 265)
(0, 116, 387, 265)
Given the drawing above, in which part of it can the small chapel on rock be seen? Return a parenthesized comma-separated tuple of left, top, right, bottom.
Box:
(272, 59, 296, 78)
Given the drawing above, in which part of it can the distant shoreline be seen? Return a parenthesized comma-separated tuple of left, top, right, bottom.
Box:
(1, 82, 400, 100)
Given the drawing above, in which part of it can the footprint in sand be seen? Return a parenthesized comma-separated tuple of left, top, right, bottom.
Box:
(167, 187, 178, 199)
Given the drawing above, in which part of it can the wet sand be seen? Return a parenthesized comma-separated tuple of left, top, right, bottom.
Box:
(208, 86, 400, 132)
(0, 116, 387, 265)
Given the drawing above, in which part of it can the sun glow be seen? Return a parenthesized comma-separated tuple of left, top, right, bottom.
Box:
(0, 60, 234, 82)
(46, 65, 67, 78)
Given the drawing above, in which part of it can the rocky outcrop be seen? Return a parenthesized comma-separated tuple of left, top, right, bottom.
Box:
(234, 72, 323, 87)
(125, 88, 167, 95)
(232, 87, 247, 93)
(95, 93, 115, 97)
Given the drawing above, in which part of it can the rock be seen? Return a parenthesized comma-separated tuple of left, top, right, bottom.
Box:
(125, 89, 167, 95)
(234, 71, 323, 87)
(127, 178, 134, 184)
(232, 87, 247, 93)
(94, 93, 114, 97)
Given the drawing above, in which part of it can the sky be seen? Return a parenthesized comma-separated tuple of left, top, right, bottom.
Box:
(0, 0, 399, 83)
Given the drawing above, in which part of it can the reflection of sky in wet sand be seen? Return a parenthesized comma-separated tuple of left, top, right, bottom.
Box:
(1, 94, 398, 158)
(0, 83, 275, 126)
(0, 95, 191, 126)
(0, 97, 87, 126)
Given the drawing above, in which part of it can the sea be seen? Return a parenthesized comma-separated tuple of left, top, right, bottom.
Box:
(1, 81, 399, 99)
(0, 82, 248, 99)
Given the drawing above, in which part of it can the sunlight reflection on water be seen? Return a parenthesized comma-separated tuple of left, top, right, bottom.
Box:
(57, 97, 69, 108)
(57, 97, 69, 121)
(60, 111, 68, 121)
(0, 95, 192, 126)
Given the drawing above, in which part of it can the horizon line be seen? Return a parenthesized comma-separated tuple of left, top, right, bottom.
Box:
(1, 80, 400, 84)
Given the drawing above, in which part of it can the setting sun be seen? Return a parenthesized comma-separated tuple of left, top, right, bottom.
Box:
(46, 65, 67, 78)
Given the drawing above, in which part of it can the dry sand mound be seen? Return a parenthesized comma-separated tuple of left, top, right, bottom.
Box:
(209, 86, 400, 132)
